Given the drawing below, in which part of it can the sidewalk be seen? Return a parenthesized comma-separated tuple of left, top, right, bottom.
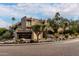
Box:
(63, 38, 79, 44)
(0, 38, 79, 46)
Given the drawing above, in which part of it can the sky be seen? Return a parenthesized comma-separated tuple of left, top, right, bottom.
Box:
(1, 3, 79, 28)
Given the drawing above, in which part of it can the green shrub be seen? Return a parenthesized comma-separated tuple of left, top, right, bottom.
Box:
(2, 31, 11, 39)
(0, 28, 7, 36)
(0, 36, 2, 40)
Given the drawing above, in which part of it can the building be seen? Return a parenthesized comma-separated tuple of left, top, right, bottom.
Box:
(14, 16, 49, 41)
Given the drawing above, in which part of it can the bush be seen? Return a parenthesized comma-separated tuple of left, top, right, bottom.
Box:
(75, 33, 78, 37)
(15, 39, 26, 44)
(0, 36, 2, 40)
(30, 40, 38, 43)
(65, 34, 68, 39)
(0, 28, 7, 36)
(2, 31, 11, 39)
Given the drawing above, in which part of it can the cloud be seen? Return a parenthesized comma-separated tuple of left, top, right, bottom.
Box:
(15, 3, 79, 18)
(0, 3, 79, 19)
(0, 4, 25, 18)
(1, 3, 79, 28)
(0, 19, 11, 28)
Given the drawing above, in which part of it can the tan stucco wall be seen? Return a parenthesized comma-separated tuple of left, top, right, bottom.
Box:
(31, 19, 41, 26)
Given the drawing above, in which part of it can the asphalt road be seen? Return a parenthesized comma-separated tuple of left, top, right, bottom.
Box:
(0, 39, 79, 56)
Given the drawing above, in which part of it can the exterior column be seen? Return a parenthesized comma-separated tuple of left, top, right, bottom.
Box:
(14, 32, 18, 39)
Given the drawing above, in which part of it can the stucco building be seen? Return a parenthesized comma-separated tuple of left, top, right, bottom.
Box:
(14, 16, 49, 40)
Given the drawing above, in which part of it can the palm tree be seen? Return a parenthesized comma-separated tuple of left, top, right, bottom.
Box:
(12, 17, 16, 26)
(12, 17, 16, 21)
(12, 17, 15, 20)
(11, 17, 16, 31)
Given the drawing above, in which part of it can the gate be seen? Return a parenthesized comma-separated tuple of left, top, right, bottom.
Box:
(17, 31, 32, 39)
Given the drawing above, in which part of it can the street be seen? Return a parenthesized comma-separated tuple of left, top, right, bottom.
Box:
(0, 39, 79, 56)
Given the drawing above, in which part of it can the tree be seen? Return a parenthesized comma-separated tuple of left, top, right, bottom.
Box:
(32, 24, 47, 42)
(50, 12, 61, 33)
(11, 17, 16, 39)
(0, 28, 13, 40)
(55, 12, 60, 20)
(0, 28, 7, 36)
(70, 20, 78, 34)
(50, 12, 70, 34)
(32, 24, 42, 42)
(59, 18, 70, 34)
(12, 17, 16, 22)
(11, 17, 16, 31)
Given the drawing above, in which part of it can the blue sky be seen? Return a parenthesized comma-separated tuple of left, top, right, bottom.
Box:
(1, 3, 79, 28)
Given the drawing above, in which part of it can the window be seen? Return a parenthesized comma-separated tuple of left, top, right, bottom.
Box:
(26, 21, 31, 26)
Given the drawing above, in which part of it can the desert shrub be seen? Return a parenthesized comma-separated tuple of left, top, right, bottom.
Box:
(0, 28, 7, 36)
(0, 36, 2, 40)
(15, 39, 26, 44)
(2, 31, 11, 39)
(43, 33, 48, 39)
(65, 34, 68, 39)
(55, 33, 59, 38)
(19, 39, 26, 43)
(30, 40, 38, 43)
(74, 33, 78, 37)
(63, 29, 70, 34)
